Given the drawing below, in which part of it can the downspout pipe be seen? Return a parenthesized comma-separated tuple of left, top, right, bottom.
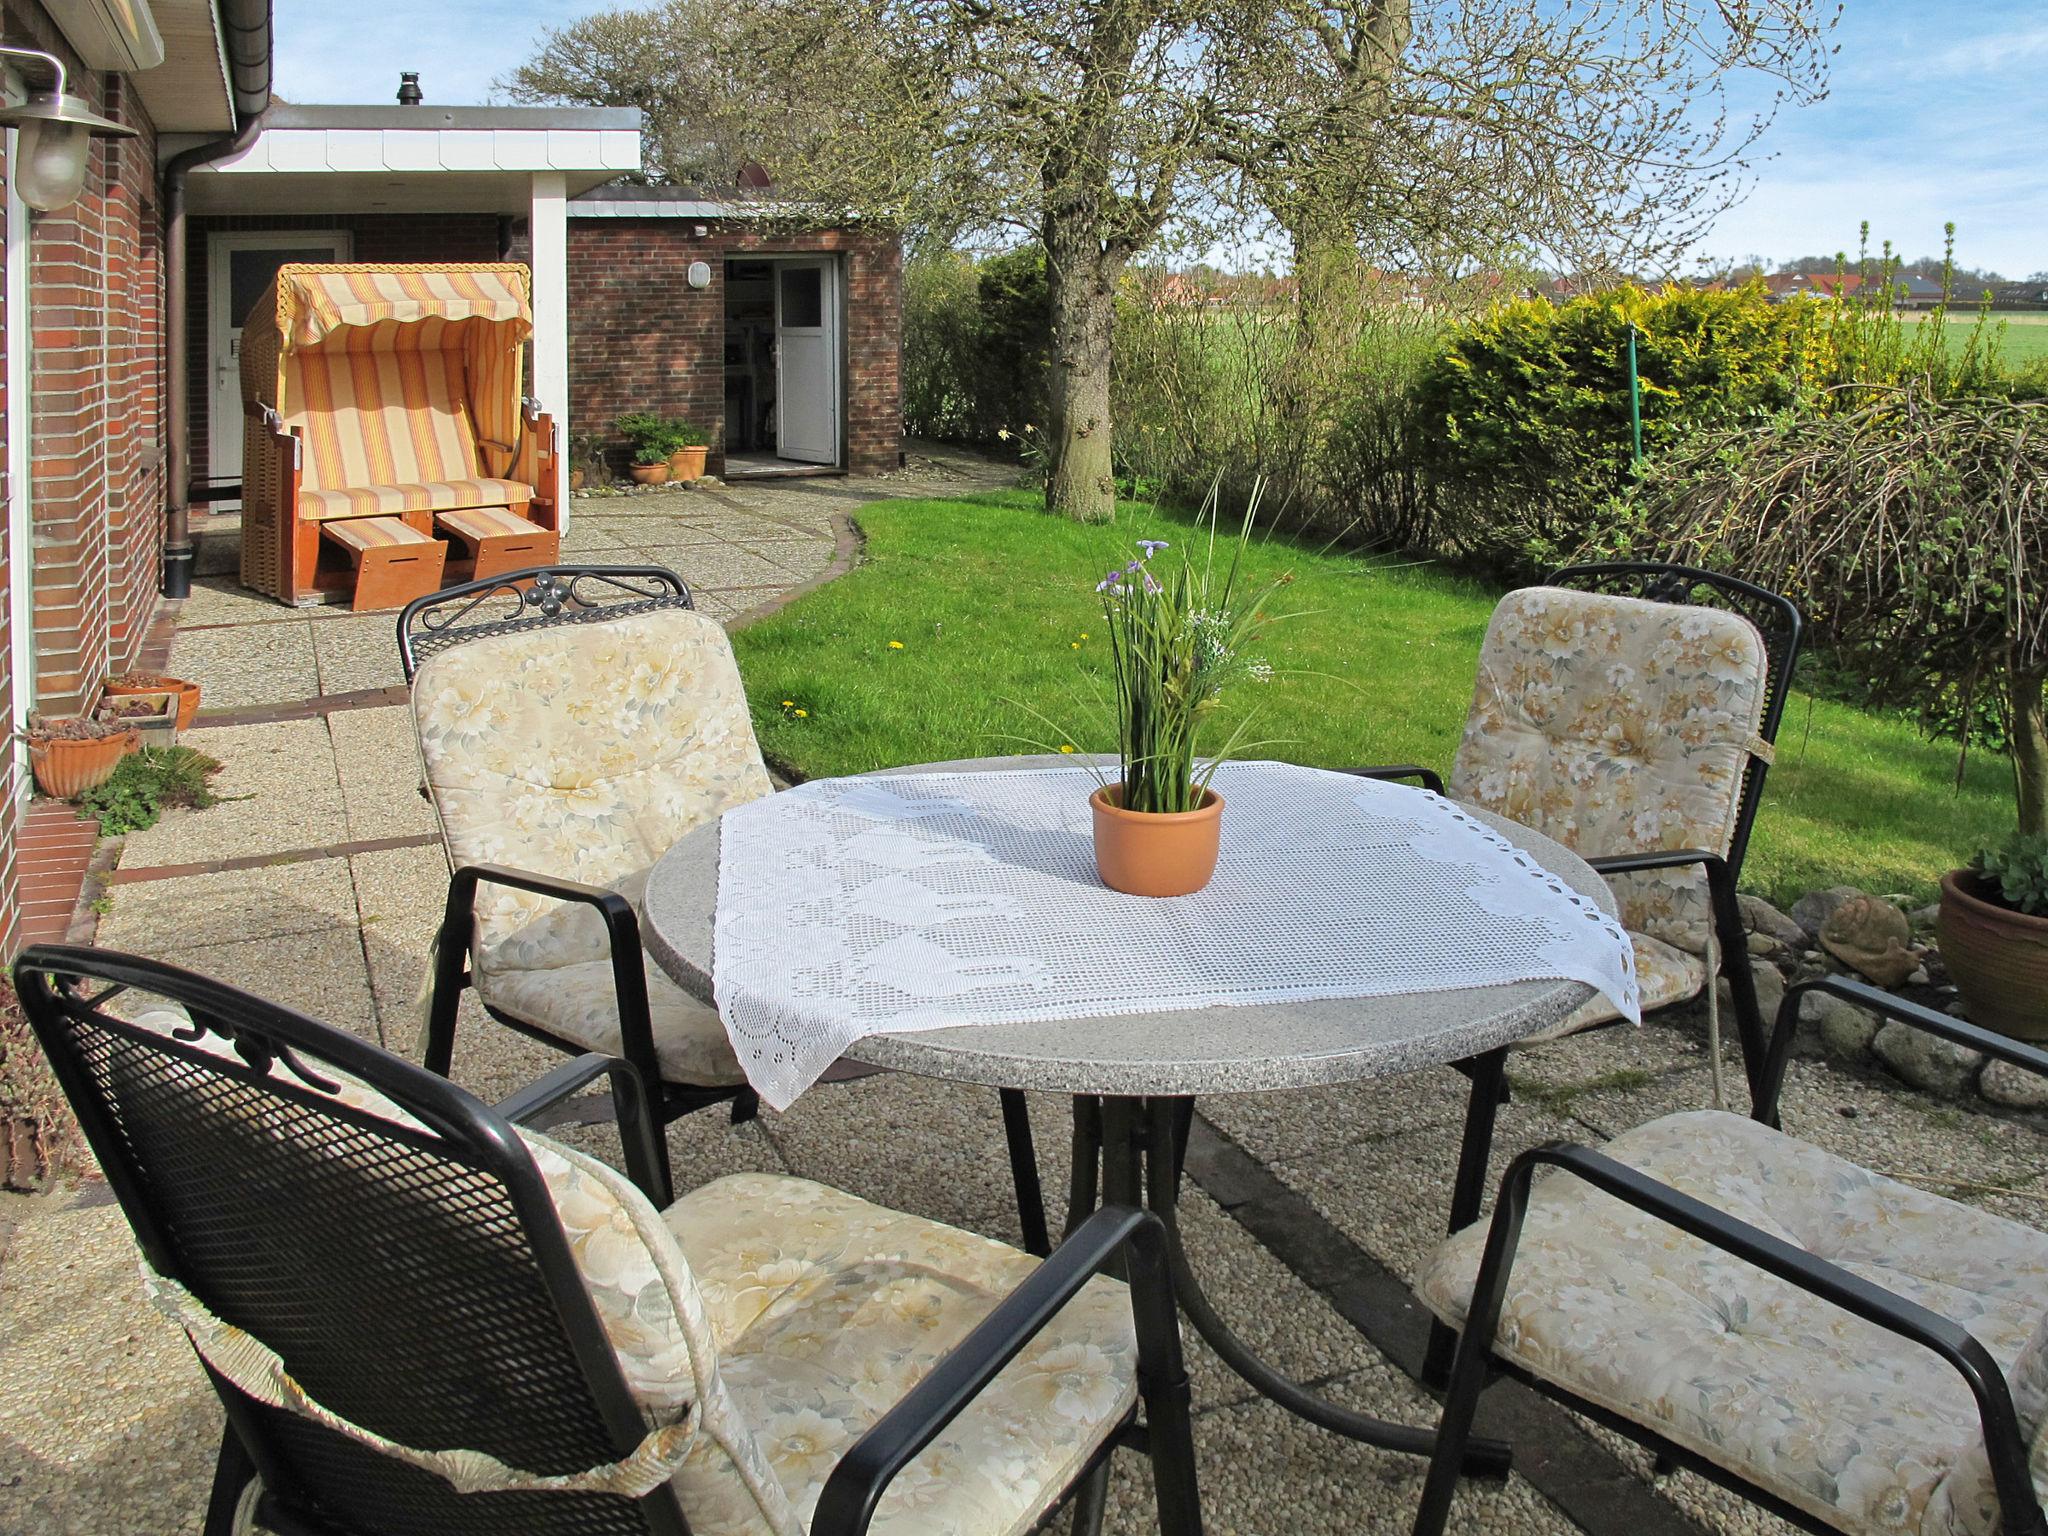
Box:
(161, 0, 272, 599)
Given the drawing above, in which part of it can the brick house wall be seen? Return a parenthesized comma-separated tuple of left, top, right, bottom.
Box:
(183, 213, 505, 491)
(567, 220, 903, 477)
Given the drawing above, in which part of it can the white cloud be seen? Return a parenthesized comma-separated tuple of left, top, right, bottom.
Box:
(1920, 24, 2048, 78)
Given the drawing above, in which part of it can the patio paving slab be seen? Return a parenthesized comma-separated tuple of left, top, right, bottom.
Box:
(98, 856, 357, 950)
(158, 926, 382, 1046)
(328, 706, 437, 840)
(311, 615, 406, 695)
(116, 718, 346, 869)
(167, 619, 320, 711)
(176, 574, 319, 629)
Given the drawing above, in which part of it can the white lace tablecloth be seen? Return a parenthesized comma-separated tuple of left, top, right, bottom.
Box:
(712, 761, 1638, 1109)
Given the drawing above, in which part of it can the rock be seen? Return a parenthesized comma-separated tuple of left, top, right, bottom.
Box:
(1819, 896, 1918, 988)
(1791, 885, 1866, 940)
(1979, 1057, 2048, 1111)
(1717, 958, 1787, 1027)
(1800, 991, 1883, 1060)
(1873, 1019, 1985, 1097)
(1908, 902, 1941, 932)
(1739, 893, 1807, 949)
(690, 475, 726, 490)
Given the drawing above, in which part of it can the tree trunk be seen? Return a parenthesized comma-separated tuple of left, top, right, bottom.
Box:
(2013, 665, 2048, 836)
(1043, 215, 1120, 524)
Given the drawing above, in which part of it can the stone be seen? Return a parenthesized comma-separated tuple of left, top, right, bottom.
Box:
(1872, 1018, 1985, 1097)
(1819, 895, 1919, 988)
(1800, 991, 1883, 1060)
(1979, 1056, 2048, 1110)
(1738, 893, 1807, 949)
(1791, 885, 1866, 940)
(1717, 957, 1786, 1027)
(1909, 902, 1941, 932)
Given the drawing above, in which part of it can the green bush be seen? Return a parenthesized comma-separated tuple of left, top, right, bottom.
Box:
(80, 745, 223, 836)
(1414, 283, 1836, 576)
(1974, 831, 2048, 916)
(900, 245, 1049, 447)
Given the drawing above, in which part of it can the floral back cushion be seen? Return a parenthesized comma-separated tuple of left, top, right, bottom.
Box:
(411, 607, 774, 952)
(1447, 586, 1770, 954)
(1927, 1307, 2048, 1535)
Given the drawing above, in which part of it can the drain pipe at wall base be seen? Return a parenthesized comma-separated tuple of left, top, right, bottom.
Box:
(160, 0, 272, 599)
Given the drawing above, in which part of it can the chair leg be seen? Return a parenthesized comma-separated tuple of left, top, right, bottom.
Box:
(1001, 1087, 1052, 1257)
(1068, 1459, 1110, 1535)
(1423, 1050, 1507, 1389)
(422, 902, 471, 1078)
(1127, 1214, 1202, 1536)
(202, 1425, 256, 1536)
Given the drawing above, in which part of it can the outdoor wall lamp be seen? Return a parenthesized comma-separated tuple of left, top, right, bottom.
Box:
(0, 45, 136, 212)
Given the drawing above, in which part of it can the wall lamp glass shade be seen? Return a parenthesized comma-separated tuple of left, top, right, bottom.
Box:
(6, 91, 136, 212)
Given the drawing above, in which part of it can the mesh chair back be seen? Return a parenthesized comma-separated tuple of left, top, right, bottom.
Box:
(17, 945, 685, 1536)
(1546, 563, 1803, 877)
(397, 566, 695, 681)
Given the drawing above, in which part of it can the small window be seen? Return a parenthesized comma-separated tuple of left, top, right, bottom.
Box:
(779, 265, 823, 329)
(231, 248, 326, 327)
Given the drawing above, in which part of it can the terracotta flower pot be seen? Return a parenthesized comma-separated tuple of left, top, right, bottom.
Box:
(667, 445, 709, 482)
(104, 675, 200, 730)
(1090, 783, 1224, 897)
(569, 467, 587, 491)
(629, 462, 671, 486)
(1937, 868, 2048, 1040)
(29, 729, 139, 799)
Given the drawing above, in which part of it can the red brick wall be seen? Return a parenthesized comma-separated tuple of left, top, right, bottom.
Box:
(184, 213, 505, 490)
(567, 220, 903, 477)
(0, 122, 16, 962)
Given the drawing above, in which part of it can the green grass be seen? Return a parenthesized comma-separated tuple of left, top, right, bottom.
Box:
(1901, 311, 2048, 368)
(730, 489, 2015, 907)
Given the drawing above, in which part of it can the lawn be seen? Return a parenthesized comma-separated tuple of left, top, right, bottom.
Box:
(1902, 311, 2048, 369)
(731, 489, 2013, 908)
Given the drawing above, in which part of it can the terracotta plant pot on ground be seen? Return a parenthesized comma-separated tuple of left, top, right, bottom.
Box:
(96, 690, 180, 748)
(29, 728, 139, 798)
(668, 445, 709, 482)
(569, 468, 586, 492)
(1937, 868, 2048, 1040)
(629, 462, 671, 486)
(104, 674, 201, 729)
(1090, 784, 1224, 898)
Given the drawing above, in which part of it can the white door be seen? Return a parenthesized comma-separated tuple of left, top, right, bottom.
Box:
(773, 258, 840, 465)
(207, 231, 350, 504)
(6, 131, 33, 769)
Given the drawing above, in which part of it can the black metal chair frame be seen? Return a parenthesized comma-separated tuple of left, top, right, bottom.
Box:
(396, 566, 763, 1207)
(1413, 975, 2048, 1536)
(17, 944, 1204, 1536)
(1344, 561, 1804, 1383)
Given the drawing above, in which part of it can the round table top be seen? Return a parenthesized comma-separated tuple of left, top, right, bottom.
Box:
(641, 756, 1616, 1099)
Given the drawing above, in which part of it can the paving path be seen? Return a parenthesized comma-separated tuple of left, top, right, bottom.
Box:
(4, 452, 2043, 1534)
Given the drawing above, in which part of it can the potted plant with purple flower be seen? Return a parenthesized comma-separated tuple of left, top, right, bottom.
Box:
(1078, 490, 1289, 896)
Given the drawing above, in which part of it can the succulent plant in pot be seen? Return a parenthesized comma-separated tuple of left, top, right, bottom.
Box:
(1635, 382, 2048, 1035)
(23, 712, 140, 799)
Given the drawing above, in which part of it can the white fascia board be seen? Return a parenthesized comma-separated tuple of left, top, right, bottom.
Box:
(491, 130, 552, 170)
(264, 132, 331, 173)
(323, 130, 386, 172)
(201, 125, 639, 178)
(437, 131, 498, 171)
(380, 130, 444, 172)
(599, 130, 642, 170)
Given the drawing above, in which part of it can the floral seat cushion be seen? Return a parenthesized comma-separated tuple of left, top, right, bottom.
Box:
(1448, 586, 1772, 1030)
(411, 606, 773, 1086)
(1418, 1110, 2048, 1535)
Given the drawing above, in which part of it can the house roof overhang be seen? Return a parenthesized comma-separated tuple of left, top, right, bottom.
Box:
(120, 0, 246, 133)
(181, 104, 643, 214)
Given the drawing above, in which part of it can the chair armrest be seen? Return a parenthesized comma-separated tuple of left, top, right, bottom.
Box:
(494, 1052, 669, 1205)
(812, 1206, 1164, 1536)
(443, 862, 660, 1099)
(1336, 764, 1446, 795)
(1466, 1142, 2042, 1530)
(1585, 847, 1724, 878)
(1758, 974, 2048, 1125)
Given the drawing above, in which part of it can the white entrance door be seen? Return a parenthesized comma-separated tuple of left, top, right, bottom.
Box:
(207, 231, 351, 504)
(773, 258, 840, 465)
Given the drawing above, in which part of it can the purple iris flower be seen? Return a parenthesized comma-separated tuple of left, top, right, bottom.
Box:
(1137, 539, 1170, 557)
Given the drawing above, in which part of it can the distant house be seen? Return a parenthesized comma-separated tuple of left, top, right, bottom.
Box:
(1763, 271, 1946, 308)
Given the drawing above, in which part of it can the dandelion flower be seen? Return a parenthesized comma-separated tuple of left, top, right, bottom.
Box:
(782, 700, 795, 707)
(1080, 632, 1089, 640)
(1059, 744, 1076, 754)
(888, 640, 905, 650)
(1070, 641, 1080, 650)
(996, 427, 1012, 442)
(794, 708, 809, 718)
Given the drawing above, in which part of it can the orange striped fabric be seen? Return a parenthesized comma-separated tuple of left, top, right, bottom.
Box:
(321, 516, 435, 553)
(299, 479, 531, 521)
(289, 342, 480, 490)
(436, 505, 539, 541)
(278, 267, 531, 352)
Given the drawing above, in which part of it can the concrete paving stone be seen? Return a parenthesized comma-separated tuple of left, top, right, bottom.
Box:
(701, 513, 829, 544)
(117, 717, 347, 868)
(164, 927, 381, 1045)
(310, 615, 405, 695)
(98, 856, 356, 950)
(350, 841, 450, 1048)
(753, 539, 840, 581)
(587, 517, 737, 554)
(1504, 1008, 1723, 1099)
(327, 705, 437, 840)
(167, 618, 320, 710)
(1580, 1422, 1798, 1536)
(176, 575, 312, 628)
(0, 1197, 216, 1536)
(690, 590, 750, 624)
(1271, 1099, 1583, 1287)
(654, 543, 803, 592)
(1200, 1070, 1474, 1167)
(1100, 1360, 1583, 1536)
(1547, 1055, 1752, 1142)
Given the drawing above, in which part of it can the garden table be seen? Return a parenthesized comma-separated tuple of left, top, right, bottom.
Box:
(641, 755, 1618, 1470)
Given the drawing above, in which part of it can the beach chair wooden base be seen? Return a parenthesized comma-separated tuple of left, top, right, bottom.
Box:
(322, 517, 448, 611)
(436, 505, 558, 582)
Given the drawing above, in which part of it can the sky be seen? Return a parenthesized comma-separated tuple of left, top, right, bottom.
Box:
(272, 0, 2048, 280)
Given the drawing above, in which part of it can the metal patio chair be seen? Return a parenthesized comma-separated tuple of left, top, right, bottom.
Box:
(1412, 975, 2048, 1536)
(17, 944, 1203, 1536)
(1350, 561, 1802, 1377)
(398, 565, 1056, 1245)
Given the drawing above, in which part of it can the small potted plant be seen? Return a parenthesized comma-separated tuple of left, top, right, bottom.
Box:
(104, 670, 201, 729)
(567, 431, 608, 492)
(1066, 490, 1287, 897)
(24, 712, 140, 799)
(664, 419, 711, 482)
(628, 446, 672, 486)
(96, 689, 179, 748)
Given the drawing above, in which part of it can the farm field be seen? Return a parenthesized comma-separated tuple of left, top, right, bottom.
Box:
(1902, 310, 2048, 367)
